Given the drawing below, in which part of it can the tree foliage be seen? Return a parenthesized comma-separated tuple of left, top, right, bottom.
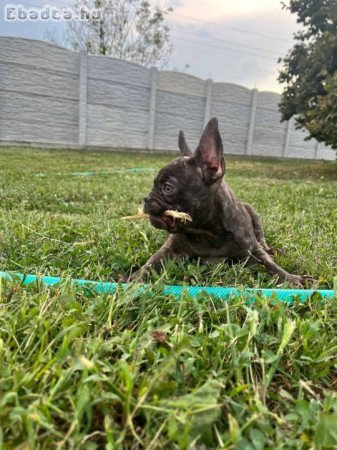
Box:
(306, 73, 337, 148)
(57, 0, 173, 67)
(278, 0, 337, 149)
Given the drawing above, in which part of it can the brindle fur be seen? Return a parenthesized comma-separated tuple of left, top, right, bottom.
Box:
(127, 118, 313, 287)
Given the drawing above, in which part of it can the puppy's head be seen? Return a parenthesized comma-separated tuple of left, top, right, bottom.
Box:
(144, 117, 225, 233)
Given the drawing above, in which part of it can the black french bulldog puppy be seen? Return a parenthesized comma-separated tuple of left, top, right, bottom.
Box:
(127, 117, 313, 287)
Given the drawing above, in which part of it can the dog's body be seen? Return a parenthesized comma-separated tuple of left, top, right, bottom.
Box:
(128, 118, 312, 287)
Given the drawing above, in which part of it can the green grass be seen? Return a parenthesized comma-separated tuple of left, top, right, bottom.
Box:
(0, 146, 337, 449)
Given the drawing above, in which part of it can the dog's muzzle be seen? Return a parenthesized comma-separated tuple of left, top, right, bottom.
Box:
(143, 194, 179, 233)
(143, 194, 164, 216)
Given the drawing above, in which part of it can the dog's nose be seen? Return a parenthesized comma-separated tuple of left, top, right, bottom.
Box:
(144, 195, 151, 203)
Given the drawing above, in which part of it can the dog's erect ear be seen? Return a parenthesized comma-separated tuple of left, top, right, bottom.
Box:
(195, 117, 225, 184)
(178, 130, 193, 157)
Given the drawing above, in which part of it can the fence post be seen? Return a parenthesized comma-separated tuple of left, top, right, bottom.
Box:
(314, 141, 320, 159)
(283, 117, 293, 157)
(148, 66, 158, 150)
(78, 50, 88, 147)
(204, 79, 213, 128)
(246, 88, 258, 155)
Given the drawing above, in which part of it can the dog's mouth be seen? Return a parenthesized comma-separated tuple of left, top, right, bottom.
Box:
(144, 197, 188, 233)
(148, 214, 178, 232)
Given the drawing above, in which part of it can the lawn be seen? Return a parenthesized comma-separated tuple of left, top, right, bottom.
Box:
(0, 146, 337, 449)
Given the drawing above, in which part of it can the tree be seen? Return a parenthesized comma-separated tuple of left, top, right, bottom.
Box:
(278, 0, 337, 149)
(51, 0, 173, 68)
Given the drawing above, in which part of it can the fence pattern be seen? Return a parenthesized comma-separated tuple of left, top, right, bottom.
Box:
(0, 37, 335, 160)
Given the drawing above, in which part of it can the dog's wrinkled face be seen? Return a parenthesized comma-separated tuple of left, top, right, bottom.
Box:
(144, 157, 205, 232)
(144, 118, 226, 233)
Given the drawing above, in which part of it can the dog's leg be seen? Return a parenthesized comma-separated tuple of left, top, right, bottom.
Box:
(243, 203, 284, 256)
(125, 235, 187, 282)
(250, 245, 314, 287)
(243, 203, 272, 253)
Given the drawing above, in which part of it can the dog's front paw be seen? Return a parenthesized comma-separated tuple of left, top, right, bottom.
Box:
(284, 274, 315, 288)
(121, 269, 148, 283)
(267, 247, 286, 256)
(118, 273, 129, 283)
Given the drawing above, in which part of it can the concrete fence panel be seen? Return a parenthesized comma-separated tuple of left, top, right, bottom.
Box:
(86, 55, 151, 148)
(155, 71, 206, 150)
(0, 37, 79, 145)
(212, 83, 252, 155)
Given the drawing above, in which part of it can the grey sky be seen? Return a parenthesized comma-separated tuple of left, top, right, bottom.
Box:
(0, 0, 300, 92)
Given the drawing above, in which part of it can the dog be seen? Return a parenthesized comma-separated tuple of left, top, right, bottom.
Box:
(127, 117, 313, 287)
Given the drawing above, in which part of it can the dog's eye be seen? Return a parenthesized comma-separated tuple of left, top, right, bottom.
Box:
(163, 183, 174, 194)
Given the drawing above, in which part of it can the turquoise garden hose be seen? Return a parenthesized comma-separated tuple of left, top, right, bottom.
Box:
(0, 272, 335, 303)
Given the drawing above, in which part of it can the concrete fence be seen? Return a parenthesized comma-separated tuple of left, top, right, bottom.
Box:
(0, 37, 335, 160)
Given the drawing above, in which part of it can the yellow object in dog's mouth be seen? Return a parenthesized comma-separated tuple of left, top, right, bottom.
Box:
(122, 207, 192, 223)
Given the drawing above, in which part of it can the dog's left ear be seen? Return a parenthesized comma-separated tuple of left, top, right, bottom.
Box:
(178, 130, 193, 157)
(195, 117, 225, 184)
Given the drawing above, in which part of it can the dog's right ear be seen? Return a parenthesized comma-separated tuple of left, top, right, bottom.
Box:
(178, 130, 193, 157)
(195, 117, 225, 185)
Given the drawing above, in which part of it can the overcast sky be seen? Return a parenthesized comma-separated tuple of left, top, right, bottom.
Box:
(0, 0, 300, 92)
